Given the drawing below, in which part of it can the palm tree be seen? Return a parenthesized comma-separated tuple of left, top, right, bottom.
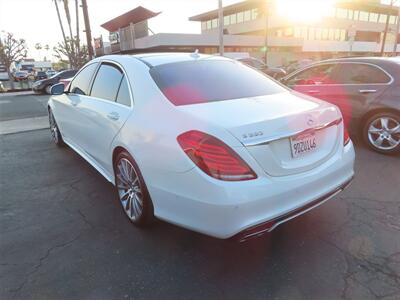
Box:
(63, 0, 76, 57)
(75, 0, 80, 57)
(53, 0, 72, 66)
(35, 43, 42, 60)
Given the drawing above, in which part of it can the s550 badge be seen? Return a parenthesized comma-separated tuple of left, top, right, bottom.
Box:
(242, 131, 264, 139)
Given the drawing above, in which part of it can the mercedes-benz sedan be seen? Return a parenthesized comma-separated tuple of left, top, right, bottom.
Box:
(48, 53, 355, 241)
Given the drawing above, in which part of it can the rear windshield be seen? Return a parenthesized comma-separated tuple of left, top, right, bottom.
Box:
(150, 60, 286, 106)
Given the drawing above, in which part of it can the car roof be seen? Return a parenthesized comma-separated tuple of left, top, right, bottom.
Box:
(313, 56, 400, 66)
(96, 53, 231, 68)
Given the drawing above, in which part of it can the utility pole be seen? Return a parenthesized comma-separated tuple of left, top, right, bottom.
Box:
(393, 5, 400, 55)
(381, 0, 396, 56)
(264, 1, 269, 64)
(81, 0, 94, 59)
(218, 0, 224, 56)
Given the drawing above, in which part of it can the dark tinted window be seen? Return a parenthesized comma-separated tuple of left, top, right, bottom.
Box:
(286, 64, 337, 86)
(69, 64, 97, 95)
(116, 76, 131, 106)
(91, 64, 123, 101)
(58, 70, 77, 79)
(334, 63, 391, 84)
(150, 60, 285, 106)
(240, 58, 265, 69)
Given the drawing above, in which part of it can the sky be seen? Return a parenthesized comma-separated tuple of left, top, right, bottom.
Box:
(0, 0, 241, 61)
(0, 0, 395, 61)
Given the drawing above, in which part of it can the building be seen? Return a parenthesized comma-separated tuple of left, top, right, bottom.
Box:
(96, 1, 400, 67)
(13, 59, 52, 72)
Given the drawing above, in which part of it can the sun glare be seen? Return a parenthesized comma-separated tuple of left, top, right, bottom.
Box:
(276, 0, 336, 24)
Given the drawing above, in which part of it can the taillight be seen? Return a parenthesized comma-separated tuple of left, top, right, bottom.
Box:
(343, 124, 350, 145)
(177, 130, 257, 181)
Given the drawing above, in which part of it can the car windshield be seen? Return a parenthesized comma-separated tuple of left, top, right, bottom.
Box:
(150, 60, 286, 106)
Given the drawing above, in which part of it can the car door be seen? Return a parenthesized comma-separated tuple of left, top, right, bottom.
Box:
(77, 62, 132, 172)
(327, 63, 392, 128)
(53, 63, 98, 143)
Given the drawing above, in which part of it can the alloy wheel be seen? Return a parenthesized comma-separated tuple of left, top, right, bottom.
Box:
(367, 116, 400, 151)
(49, 112, 59, 144)
(115, 158, 144, 221)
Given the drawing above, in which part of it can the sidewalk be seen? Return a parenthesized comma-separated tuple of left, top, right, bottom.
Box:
(0, 116, 49, 135)
(0, 90, 34, 97)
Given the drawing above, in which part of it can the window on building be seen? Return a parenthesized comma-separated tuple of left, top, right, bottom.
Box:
(369, 13, 379, 23)
(348, 10, 354, 20)
(294, 27, 301, 38)
(201, 22, 207, 31)
(334, 64, 391, 84)
(359, 11, 369, 22)
(224, 15, 230, 26)
(69, 63, 98, 95)
(379, 14, 387, 24)
(336, 8, 348, 19)
(329, 29, 335, 40)
(353, 10, 360, 21)
(212, 18, 218, 28)
(284, 27, 293, 37)
(237, 11, 244, 23)
(340, 29, 347, 41)
(355, 31, 381, 42)
(276, 29, 283, 37)
(315, 28, 322, 40)
(335, 29, 341, 41)
(389, 15, 397, 24)
(244, 10, 251, 22)
(251, 8, 258, 20)
(308, 27, 315, 40)
(322, 28, 329, 40)
(91, 63, 123, 101)
(230, 14, 237, 24)
(207, 20, 212, 29)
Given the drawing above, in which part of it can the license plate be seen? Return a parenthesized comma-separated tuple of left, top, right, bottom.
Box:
(290, 132, 318, 158)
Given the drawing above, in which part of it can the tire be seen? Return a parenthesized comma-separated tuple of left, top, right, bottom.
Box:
(48, 109, 64, 147)
(114, 151, 154, 226)
(362, 111, 400, 155)
(45, 85, 52, 94)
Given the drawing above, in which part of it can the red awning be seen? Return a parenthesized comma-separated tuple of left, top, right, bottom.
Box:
(101, 6, 160, 32)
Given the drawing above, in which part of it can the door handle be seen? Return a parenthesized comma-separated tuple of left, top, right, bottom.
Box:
(359, 89, 377, 94)
(70, 99, 79, 106)
(107, 112, 120, 121)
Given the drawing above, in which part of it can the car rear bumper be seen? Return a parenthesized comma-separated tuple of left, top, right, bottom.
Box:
(148, 141, 355, 239)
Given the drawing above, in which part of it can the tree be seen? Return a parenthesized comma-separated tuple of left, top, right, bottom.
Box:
(35, 42, 42, 60)
(63, 0, 75, 57)
(0, 32, 27, 89)
(54, 0, 72, 65)
(53, 37, 88, 68)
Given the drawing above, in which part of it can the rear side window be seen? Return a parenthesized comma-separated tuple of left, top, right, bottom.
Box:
(69, 64, 98, 95)
(333, 63, 391, 84)
(91, 64, 123, 101)
(150, 60, 285, 106)
(116, 76, 131, 106)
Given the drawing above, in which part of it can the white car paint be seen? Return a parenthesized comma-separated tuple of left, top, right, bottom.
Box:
(48, 53, 355, 240)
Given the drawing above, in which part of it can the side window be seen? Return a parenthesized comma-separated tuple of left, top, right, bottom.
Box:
(333, 64, 391, 84)
(116, 76, 131, 106)
(91, 63, 123, 101)
(69, 64, 98, 95)
(286, 64, 337, 86)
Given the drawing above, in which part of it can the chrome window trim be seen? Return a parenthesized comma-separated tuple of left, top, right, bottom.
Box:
(285, 61, 394, 87)
(244, 118, 342, 147)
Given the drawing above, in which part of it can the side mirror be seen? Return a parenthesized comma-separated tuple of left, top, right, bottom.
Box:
(50, 83, 65, 95)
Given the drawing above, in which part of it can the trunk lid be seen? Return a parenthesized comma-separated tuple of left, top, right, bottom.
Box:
(178, 92, 342, 177)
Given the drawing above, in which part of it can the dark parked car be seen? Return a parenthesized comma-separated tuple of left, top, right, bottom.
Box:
(35, 71, 47, 80)
(32, 69, 77, 94)
(238, 57, 287, 80)
(281, 57, 400, 154)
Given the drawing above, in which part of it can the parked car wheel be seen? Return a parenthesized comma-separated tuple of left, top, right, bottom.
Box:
(363, 111, 400, 154)
(48, 109, 64, 146)
(45, 84, 52, 94)
(114, 151, 154, 226)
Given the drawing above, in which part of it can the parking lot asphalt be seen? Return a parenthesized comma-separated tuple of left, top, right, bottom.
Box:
(0, 93, 49, 121)
(0, 94, 399, 299)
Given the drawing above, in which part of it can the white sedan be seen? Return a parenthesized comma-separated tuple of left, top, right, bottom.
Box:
(48, 53, 355, 241)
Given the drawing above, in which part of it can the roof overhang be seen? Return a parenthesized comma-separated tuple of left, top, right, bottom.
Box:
(101, 6, 160, 32)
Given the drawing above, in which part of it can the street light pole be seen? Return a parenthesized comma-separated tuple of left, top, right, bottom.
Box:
(81, 0, 94, 60)
(218, 0, 224, 56)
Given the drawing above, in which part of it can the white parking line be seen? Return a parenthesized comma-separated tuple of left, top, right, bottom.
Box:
(0, 100, 11, 104)
(0, 116, 49, 135)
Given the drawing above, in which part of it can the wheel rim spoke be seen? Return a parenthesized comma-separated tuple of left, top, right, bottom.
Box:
(374, 136, 384, 146)
(368, 125, 381, 134)
(387, 136, 399, 147)
(380, 118, 389, 131)
(116, 158, 144, 221)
